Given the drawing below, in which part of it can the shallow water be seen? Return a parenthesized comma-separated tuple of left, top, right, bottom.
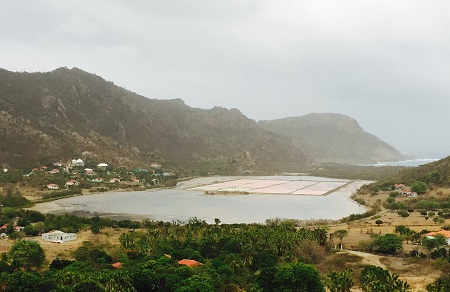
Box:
(31, 176, 369, 224)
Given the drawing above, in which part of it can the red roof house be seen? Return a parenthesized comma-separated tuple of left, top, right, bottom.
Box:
(112, 262, 123, 269)
(178, 259, 203, 268)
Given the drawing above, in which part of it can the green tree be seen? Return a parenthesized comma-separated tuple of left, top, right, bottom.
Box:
(375, 220, 383, 226)
(9, 240, 45, 271)
(3, 271, 44, 292)
(395, 225, 411, 236)
(426, 274, 450, 291)
(424, 171, 442, 185)
(272, 262, 325, 292)
(333, 230, 348, 249)
(176, 275, 215, 292)
(72, 279, 105, 292)
(325, 269, 354, 292)
(422, 235, 447, 253)
(370, 234, 403, 255)
(410, 181, 427, 194)
(397, 210, 409, 218)
(361, 265, 409, 292)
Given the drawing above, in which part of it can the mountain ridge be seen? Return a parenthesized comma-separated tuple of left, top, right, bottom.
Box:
(258, 113, 409, 164)
(0, 67, 407, 171)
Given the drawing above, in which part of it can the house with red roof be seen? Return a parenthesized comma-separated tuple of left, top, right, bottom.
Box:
(15, 226, 25, 232)
(48, 169, 60, 175)
(178, 259, 203, 268)
(112, 262, 123, 269)
(151, 163, 161, 169)
(425, 230, 450, 244)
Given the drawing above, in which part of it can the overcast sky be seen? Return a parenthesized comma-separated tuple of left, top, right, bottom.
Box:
(1, 1, 449, 157)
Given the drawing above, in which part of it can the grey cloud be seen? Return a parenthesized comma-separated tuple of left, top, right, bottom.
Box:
(0, 0, 449, 156)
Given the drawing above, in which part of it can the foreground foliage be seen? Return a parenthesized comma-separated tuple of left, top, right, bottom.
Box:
(0, 215, 415, 291)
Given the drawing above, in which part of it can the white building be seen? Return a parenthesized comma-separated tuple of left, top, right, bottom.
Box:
(71, 159, 85, 167)
(42, 230, 77, 243)
(46, 183, 59, 190)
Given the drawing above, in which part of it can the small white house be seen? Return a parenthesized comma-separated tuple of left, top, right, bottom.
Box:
(97, 163, 109, 168)
(65, 180, 80, 187)
(47, 183, 59, 190)
(42, 230, 77, 243)
(71, 159, 85, 167)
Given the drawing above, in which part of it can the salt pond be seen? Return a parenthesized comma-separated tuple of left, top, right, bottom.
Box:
(31, 176, 370, 224)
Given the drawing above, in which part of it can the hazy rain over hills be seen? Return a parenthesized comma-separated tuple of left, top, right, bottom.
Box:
(1, 1, 450, 158)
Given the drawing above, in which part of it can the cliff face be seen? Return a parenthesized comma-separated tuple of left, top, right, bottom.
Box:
(0, 67, 310, 171)
(259, 113, 410, 164)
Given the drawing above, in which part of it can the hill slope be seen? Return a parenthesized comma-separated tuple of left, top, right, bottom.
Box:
(383, 156, 450, 186)
(0, 67, 311, 171)
(258, 113, 409, 164)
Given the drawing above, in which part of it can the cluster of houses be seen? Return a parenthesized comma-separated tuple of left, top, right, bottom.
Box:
(31, 158, 173, 191)
(394, 183, 418, 197)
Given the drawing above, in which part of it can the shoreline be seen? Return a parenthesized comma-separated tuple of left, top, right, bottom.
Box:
(29, 176, 370, 223)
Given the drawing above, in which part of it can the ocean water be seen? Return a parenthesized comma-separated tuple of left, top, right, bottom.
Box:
(374, 158, 439, 167)
(31, 176, 369, 224)
(368, 151, 449, 167)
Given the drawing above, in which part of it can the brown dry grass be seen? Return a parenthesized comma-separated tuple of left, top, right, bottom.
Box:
(0, 227, 136, 268)
(323, 187, 450, 291)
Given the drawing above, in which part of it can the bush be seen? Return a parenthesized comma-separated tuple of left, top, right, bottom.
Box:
(370, 234, 403, 255)
(0, 194, 28, 207)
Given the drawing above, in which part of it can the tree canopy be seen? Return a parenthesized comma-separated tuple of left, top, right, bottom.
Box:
(9, 240, 45, 271)
(370, 234, 403, 255)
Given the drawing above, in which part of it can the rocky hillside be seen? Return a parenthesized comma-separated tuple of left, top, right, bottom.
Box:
(259, 113, 410, 164)
(0, 67, 408, 171)
(0, 67, 311, 172)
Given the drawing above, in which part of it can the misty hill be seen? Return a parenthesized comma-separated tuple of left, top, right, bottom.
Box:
(258, 113, 409, 164)
(0, 67, 311, 172)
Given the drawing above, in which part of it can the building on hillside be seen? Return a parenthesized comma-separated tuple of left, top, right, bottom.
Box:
(15, 226, 25, 232)
(97, 163, 108, 169)
(425, 230, 450, 244)
(71, 159, 85, 167)
(42, 230, 77, 243)
(48, 169, 60, 175)
(47, 183, 59, 190)
(84, 168, 96, 176)
(109, 178, 121, 183)
(151, 163, 161, 169)
(178, 259, 203, 267)
(65, 180, 80, 187)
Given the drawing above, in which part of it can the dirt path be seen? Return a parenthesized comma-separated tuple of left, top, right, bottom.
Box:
(343, 249, 386, 269)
